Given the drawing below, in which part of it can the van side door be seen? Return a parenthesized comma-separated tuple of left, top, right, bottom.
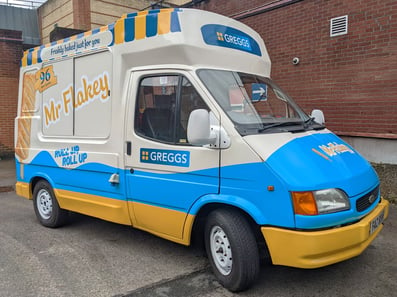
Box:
(124, 70, 220, 242)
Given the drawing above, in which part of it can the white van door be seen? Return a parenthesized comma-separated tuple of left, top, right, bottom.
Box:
(124, 71, 220, 241)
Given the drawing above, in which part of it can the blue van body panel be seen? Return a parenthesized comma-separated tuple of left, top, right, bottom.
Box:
(266, 132, 379, 196)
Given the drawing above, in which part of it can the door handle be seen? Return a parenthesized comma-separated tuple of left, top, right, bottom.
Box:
(126, 141, 132, 155)
(108, 173, 120, 184)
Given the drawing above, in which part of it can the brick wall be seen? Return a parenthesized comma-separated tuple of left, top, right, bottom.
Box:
(0, 29, 23, 158)
(38, 0, 156, 44)
(38, 0, 74, 44)
(38, 1, 190, 44)
(73, 0, 91, 31)
(89, 0, 150, 28)
(196, 0, 397, 138)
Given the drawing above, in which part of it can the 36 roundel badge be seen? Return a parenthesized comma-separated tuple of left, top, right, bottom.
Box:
(201, 24, 262, 56)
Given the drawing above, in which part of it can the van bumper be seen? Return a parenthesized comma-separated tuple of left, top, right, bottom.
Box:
(261, 198, 389, 269)
(15, 181, 32, 199)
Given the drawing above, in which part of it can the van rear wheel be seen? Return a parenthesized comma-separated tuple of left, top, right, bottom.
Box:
(204, 208, 260, 292)
(33, 180, 68, 228)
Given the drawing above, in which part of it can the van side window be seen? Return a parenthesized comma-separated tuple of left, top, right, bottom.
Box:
(135, 75, 208, 144)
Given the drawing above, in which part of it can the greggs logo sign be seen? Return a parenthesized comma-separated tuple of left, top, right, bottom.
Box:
(140, 148, 190, 167)
(201, 24, 262, 56)
(216, 31, 252, 50)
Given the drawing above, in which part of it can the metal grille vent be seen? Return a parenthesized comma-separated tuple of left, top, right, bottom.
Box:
(330, 15, 348, 37)
(356, 186, 379, 212)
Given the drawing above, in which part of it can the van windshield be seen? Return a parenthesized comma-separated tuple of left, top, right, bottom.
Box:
(197, 69, 321, 135)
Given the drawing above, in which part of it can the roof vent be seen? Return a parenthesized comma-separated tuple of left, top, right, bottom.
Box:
(330, 15, 348, 37)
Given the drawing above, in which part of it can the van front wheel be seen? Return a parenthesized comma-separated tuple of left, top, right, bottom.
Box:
(204, 208, 260, 292)
(33, 180, 68, 228)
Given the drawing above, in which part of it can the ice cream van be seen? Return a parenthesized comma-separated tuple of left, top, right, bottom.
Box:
(15, 8, 389, 292)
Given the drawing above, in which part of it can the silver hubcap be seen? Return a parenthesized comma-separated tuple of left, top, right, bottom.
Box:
(210, 226, 232, 275)
(36, 189, 52, 220)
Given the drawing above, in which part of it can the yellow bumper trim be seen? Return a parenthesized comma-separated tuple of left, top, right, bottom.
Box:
(15, 182, 31, 199)
(262, 198, 389, 269)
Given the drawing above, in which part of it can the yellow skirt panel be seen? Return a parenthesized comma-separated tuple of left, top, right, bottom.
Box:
(55, 189, 132, 226)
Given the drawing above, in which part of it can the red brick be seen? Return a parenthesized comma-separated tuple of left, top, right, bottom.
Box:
(198, 0, 397, 137)
(0, 29, 22, 158)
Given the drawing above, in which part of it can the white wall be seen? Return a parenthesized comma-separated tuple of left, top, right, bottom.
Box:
(342, 136, 397, 165)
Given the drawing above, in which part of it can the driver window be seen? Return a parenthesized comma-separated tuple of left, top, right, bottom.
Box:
(135, 75, 209, 144)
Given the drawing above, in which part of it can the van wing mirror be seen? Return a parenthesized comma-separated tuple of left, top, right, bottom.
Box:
(187, 109, 217, 146)
(311, 109, 325, 125)
(187, 109, 231, 148)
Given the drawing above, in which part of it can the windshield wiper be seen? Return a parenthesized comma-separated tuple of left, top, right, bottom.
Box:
(304, 117, 325, 130)
(304, 117, 315, 127)
(258, 121, 303, 132)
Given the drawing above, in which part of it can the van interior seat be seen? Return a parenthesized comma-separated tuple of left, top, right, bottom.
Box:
(142, 108, 173, 142)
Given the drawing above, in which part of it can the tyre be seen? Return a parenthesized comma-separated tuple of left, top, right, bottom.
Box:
(204, 208, 260, 292)
(33, 180, 68, 228)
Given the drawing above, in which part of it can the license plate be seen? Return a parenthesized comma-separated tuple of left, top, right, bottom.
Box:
(370, 210, 385, 235)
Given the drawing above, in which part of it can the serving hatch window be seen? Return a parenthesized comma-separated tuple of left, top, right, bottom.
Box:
(41, 51, 112, 138)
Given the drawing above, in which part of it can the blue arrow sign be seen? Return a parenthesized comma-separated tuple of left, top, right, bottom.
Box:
(251, 83, 267, 102)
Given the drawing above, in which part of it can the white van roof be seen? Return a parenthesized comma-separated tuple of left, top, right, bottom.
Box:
(21, 8, 271, 76)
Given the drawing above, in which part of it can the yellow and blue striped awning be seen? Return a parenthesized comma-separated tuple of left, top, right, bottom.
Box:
(114, 8, 181, 44)
(21, 8, 182, 67)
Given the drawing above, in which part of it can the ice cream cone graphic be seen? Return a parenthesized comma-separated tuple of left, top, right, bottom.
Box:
(15, 72, 37, 161)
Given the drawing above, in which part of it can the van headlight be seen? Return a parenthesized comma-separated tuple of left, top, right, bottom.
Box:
(292, 189, 350, 215)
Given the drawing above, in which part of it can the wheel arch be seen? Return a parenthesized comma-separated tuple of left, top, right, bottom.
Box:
(189, 194, 266, 224)
(188, 196, 267, 254)
(29, 173, 56, 197)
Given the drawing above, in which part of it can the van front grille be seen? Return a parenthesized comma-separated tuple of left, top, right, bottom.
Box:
(356, 186, 379, 212)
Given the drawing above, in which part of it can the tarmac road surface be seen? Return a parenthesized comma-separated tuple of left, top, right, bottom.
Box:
(1, 191, 396, 297)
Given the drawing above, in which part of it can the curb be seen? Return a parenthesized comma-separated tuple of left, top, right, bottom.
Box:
(0, 186, 14, 193)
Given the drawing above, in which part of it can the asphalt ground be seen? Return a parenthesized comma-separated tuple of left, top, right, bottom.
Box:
(0, 159, 15, 193)
(0, 189, 396, 297)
